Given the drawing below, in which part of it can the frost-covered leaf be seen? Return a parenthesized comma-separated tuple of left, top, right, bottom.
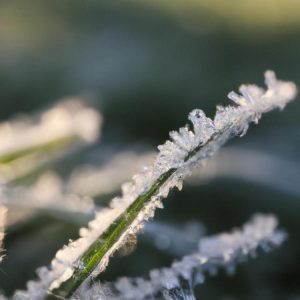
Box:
(0, 98, 102, 184)
(14, 71, 296, 300)
(74, 214, 286, 300)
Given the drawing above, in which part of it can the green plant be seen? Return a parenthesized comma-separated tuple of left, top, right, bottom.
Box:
(0, 71, 297, 299)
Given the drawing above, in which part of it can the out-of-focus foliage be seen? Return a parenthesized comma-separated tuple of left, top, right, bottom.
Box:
(134, 0, 300, 32)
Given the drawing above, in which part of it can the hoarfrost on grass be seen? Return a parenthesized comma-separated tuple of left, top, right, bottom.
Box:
(5, 151, 154, 227)
(0, 98, 102, 184)
(14, 71, 297, 299)
(74, 214, 286, 300)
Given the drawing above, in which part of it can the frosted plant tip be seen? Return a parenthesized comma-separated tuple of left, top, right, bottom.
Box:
(227, 70, 297, 111)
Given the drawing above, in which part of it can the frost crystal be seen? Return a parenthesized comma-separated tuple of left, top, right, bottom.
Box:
(14, 71, 296, 299)
(74, 214, 286, 300)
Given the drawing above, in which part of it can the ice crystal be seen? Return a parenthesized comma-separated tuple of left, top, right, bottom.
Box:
(14, 71, 296, 299)
(73, 214, 285, 300)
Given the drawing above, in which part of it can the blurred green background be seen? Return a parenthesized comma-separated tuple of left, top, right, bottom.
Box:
(0, 1, 300, 299)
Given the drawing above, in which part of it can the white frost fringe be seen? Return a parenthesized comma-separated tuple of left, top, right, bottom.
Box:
(74, 214, 286, 300)
(0, 98, 102, 184)
(0, 98, 101, 157)
(14, 71, 297, 300)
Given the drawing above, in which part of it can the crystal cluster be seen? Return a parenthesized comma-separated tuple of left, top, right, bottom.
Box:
(14, 71, 296, 299)
(76, 214, 285, 300)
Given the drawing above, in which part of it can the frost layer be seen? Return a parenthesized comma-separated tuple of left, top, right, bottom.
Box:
(75, 214, 285, 300)
(0, 98, 102, 183)
(14, 71, 297, 299)
(0, 98, 101, 157)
